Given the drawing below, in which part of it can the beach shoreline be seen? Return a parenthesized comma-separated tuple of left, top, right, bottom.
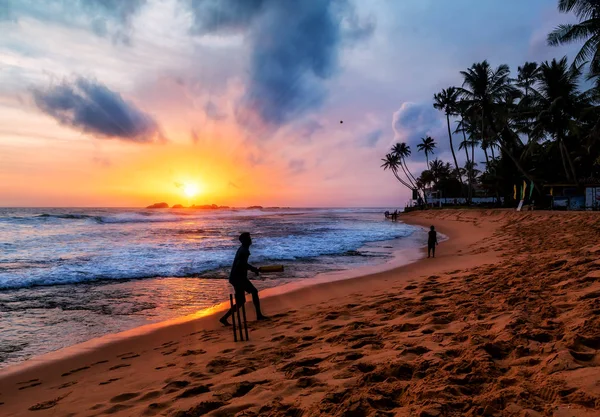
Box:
(1, 209, 599, 416)
(0, 221, 428, 378)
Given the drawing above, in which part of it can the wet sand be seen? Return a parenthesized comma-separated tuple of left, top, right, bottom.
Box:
(1, 209, 599, 416)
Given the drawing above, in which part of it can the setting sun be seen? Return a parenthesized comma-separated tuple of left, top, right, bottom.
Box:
(183, 183, 200, 198)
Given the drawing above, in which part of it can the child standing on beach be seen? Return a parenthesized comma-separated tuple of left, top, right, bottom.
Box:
(220, 232, 268, 326)
(428, 226, 438, 258)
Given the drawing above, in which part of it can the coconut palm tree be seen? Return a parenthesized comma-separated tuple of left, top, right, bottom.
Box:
(459, 60, 538, 191)
(416, 136, 436, 168)
(547, 0, 600, 76)
(532, 56, 587, 183)
(381, 153, 413, 190)
(391, 142, 418, 187)
(433, 87, 464, 188)
(516, 62, 541, 144)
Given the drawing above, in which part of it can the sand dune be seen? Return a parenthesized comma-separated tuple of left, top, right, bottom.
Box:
(1, 210, 599, 416)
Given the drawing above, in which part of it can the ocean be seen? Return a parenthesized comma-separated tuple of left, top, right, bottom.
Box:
(0, 207, 421, 368)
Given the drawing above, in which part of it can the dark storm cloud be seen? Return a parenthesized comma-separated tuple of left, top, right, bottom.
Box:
(186, 0, 266, 35)
(1, 0, 147, 42)
(184, 0, 373, 127)
(33, 77, 161, 143)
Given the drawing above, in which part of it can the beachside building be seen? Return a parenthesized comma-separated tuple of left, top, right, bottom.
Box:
(543, 182, 600, 211)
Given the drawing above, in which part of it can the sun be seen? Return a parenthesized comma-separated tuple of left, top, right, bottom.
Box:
(183, 183, 200, 198)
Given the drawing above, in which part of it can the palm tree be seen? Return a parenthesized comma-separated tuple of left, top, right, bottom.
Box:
(381, 153, 413, 190)
(391, 142, 418, 187)
(532, 56, 586, 183)
(382, 146, 426, 204)
(516, 62, 541, 144)
(433, 87, 464, 188)
(417, 136, 436, 168)
(547, 0, 600, 76)
(459, 60, 539, 192)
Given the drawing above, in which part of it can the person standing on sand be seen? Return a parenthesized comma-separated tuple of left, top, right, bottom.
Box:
(428, 225, 438, 258)
(220, 232, 268, 326)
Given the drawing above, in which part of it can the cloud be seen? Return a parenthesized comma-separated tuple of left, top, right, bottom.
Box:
(288, 158, 306, 175)
(184, 0, 373, 127)
(186, 0, 265, 35)
(2, 0, 148, 43)
(33, 77, 161, 143)
(204, 101, 226, 120)
(190, 129, 199, 144)
(247, 153, 265, 167)
(92, 156, 111, 167)
(294, 119, 323, 143)
(362, 129, 382, 148)
(391, 102, 454, 161)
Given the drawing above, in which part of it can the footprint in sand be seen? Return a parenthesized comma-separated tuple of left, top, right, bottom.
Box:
(56, 381, 78, 389)
(99, 378, 121, 386)
(110, 392, 140, 403)
(155, 363, 176, 370)
(143, 401, 170, 416)
(17, 378, 39, 385)
(181, 349, 206, 357)
(175, 385, 210, 399)
(18, 382, 42, 390)
(119, 353, 140, 360)
(61, 366, 90, 377)
(109, 364, 131, 371)
(163, 380, 190, 393)
(136, 391, 162, 402)
(102, 404, 133, 414)
(174, 401, 227, 417)
(28, 393, 70, 411)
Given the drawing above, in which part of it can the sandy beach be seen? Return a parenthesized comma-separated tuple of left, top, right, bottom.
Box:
(1, 209, 599, 416)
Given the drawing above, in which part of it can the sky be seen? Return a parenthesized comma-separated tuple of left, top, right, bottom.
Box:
(0, 0, 580, 207)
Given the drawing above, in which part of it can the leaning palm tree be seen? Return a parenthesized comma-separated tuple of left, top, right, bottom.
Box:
(391, 142, 418, 187)
(547, 0, 600, 76)
(416, 136, 436, 168)
(381, 153, 413, 190)
(433, 87, 464, 188)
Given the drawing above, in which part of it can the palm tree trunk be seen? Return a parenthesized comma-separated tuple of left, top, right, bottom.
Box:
(392, 169, 413, 190)
(483, 147, 490, 167)
(425, 152, 429, 170)
(459, 119, 471, 204)
(446, 113, 464, 187)
(486, 114, 540, 193)
(400, 159, 427, 205)
(557, 138, 571, 181)
(402, 157, 419, 185)
(490, 144, 496, 159)
(560, 140, 578, 184)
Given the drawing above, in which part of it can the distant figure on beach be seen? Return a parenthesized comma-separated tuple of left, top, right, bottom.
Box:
(393, 209, 398, 221)
(219, 232, 268, 326)
(428, 225, 438, 258)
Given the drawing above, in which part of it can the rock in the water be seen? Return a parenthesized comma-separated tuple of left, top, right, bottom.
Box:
(146, 202, 169, 209)
(172, 204, 184, 209)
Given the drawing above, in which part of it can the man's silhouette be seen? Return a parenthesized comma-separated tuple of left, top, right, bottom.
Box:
(428, 225, 438, 258)
(220, 232, 267, 326)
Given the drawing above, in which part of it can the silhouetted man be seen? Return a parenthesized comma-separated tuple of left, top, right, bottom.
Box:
(220, 232, 267, 326)
(428, 225, 438, 258)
